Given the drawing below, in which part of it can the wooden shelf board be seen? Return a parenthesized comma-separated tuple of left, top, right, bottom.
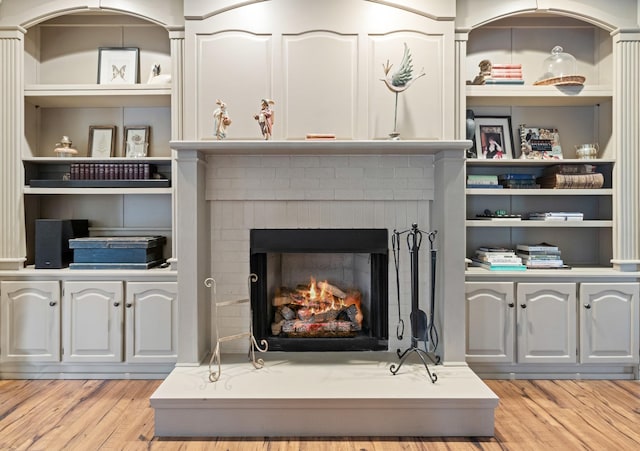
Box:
(466, 220, 612, 228)
(466, 85, 612, 107)
(24, 84, 171, 107)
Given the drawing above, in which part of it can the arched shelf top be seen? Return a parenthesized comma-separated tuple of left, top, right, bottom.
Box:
(0, 3, 184, 32)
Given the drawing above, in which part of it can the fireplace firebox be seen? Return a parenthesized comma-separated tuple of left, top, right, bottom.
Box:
(250, 229, 389, 351)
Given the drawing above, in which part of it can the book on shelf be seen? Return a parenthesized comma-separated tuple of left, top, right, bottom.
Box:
(491, 64, 522, 69)
(471, 259, 527, 271)
(519, 125, 563, 159)
(467, 184, 504, 189)
(500, 179, 540, 189)
(537, 172, 604, 189)
(498, 173, 536, 181)
(467, 174, 498, 183)
(516, 243, 560, 252)
(475, 214, 521, 220)
(475, 249, 518, 258)
(484, 79, 525, 85)
(478, 246, 515, 253)
(527, 212, 584, 221)
(543, 164, 597, 175)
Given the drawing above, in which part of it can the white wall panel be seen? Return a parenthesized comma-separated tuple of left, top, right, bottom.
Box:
(283, 32, 357, 138)
(369, 33, 445, 139)
(196, 32, 272, 140)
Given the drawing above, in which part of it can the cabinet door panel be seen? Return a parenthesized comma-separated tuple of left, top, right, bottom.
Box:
(517, 283, 576, 363)
(580, 283, 639, 364)
(465, 282, 515, 363)
(63, 281, 123, 362)
(1, 281, 60, 362)
(125, 282, 177, 363)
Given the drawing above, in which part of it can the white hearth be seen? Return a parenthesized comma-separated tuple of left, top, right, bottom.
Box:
(151, 140, 498, 437)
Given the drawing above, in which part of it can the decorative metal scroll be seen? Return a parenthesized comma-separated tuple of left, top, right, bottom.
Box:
(204, 274, 268, 382)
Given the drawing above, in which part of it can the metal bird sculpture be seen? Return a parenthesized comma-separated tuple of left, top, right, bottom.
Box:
(381, 43, 426, 138)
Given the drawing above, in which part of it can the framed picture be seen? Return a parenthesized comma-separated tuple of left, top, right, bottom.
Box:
(88, 125, 116, 158)
(97, 47, 139, 84)
(473, 116, 514, 160)
(124, 126, 150, 158)
(518, 125, 564, 160)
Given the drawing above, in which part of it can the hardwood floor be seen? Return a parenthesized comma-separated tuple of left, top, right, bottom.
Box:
(0, 378, 638, 450)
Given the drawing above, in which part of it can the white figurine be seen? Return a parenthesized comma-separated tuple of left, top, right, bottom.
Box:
(213, 99, 232, 140)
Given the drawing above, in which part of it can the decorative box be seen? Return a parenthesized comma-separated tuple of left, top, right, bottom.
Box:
(68, 236, 166, 269)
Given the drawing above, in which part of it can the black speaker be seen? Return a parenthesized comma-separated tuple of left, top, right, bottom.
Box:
(35, 219, 89, 269)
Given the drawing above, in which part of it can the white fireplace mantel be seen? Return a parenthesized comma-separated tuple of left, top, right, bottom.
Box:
(172, 139, 470, 366)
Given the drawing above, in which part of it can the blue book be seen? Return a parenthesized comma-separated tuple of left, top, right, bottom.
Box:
(498, 173, 536, 180)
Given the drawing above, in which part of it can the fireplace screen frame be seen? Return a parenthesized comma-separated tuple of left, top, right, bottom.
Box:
(250, 228, 389, 352)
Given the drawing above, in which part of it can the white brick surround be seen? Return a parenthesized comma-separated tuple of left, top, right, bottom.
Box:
(207, 152, 434, 352)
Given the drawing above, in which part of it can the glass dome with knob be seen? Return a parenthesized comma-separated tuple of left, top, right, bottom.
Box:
(533, 46, 586, 86)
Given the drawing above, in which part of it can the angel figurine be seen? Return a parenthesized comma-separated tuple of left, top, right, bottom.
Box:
(213, 99, 232, 140)
(254, 99, 275, 140)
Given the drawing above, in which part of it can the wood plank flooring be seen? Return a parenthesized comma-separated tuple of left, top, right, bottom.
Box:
(0, 378, 638, 450)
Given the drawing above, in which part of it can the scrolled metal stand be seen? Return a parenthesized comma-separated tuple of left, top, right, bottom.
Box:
(389, 223, 439, 383)
(205, 273, 268, 382)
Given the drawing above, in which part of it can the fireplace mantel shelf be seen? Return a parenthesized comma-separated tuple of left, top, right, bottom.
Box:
(171, 139, 472, 155)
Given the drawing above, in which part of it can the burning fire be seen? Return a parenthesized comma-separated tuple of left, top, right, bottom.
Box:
(271, 277, 364, 337)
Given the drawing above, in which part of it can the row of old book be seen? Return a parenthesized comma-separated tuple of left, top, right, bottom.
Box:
(471, 243, 567, 270)
(467, 163, 604, 189)
(69, 162, 157, 180)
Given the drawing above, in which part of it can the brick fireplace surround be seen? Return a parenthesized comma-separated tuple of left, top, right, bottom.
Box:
(150, 140, 498, 437)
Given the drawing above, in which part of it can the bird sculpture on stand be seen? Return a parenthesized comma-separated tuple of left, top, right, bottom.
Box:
(381, 43, 426, 140)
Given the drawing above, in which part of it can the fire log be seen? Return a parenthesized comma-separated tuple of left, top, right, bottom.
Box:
(318, 281, 347, 299)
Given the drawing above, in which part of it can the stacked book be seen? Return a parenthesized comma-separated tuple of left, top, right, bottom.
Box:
(471, 247, 526, 271)
(486, 63, 524, 85)
(498, 173, 540, 189)
(467, 174, 501, 188)
(516, 243, 566, 269)
(528, 212, 584, 221)
(537, 164, 604, 189)
(70, 162, 156, 180)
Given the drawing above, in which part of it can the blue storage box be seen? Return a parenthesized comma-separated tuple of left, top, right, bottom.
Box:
(69, 236, 166, 269)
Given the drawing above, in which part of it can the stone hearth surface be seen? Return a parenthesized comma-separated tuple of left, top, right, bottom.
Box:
(151, 352, 498, 437)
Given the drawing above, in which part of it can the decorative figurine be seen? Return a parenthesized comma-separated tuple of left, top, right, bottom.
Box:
(381, 43, 425, 139)
(53, 135, 78, 158)
(254, 98, 275, 140)
(147, 63, 172, 84)
(468, 59, 492, 85)
(213, 99, 232, 140)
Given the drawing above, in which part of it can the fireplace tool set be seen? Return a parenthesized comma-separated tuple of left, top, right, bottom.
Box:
(204, 273, 268, 382)
(390, 223, 440, 383)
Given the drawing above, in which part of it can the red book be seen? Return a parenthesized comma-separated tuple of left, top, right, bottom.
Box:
(491, 63, 522, 69)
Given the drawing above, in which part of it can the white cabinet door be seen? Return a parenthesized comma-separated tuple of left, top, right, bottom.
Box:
(63, 281, 123, 363)
(517, 283, 576, 364)
(580, 283, 639, 364)
(125, 282, 177, 363)
(465, 282, 516, 363)
(1, 281, 60, 362)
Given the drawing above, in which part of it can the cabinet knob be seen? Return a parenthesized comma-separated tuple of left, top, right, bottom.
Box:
(520, 303, 527, 309)
(113, 302, 120, 307)
(584, 304, 592, 309)
(49, 301, 57, 307)
(126, 302, 133, 308)
(508, 302, 515, 308)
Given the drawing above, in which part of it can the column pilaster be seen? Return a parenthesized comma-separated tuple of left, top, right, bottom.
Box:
(168, 29, 184, 270)
(0, 27, 26, 270)
(611, 30, 640, 271)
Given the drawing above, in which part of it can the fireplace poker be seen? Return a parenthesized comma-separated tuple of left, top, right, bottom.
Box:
(391, 229, 405, 340)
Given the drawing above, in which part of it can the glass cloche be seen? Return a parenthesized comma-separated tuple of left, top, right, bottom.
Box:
(534, 46, 585, 86)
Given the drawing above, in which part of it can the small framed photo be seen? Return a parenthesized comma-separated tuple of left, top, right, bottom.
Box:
(88, 125, 116, 158)
(124, 126, 150, 158)
(98, 47, 139, 84)
(473, 116, 514, 160)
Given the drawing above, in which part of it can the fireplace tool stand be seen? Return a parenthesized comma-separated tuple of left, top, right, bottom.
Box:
(390, 223, 439, 383)
(204, 274, 268, 382)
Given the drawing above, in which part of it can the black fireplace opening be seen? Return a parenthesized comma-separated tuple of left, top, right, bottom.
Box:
(250, 229, 388, 352)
